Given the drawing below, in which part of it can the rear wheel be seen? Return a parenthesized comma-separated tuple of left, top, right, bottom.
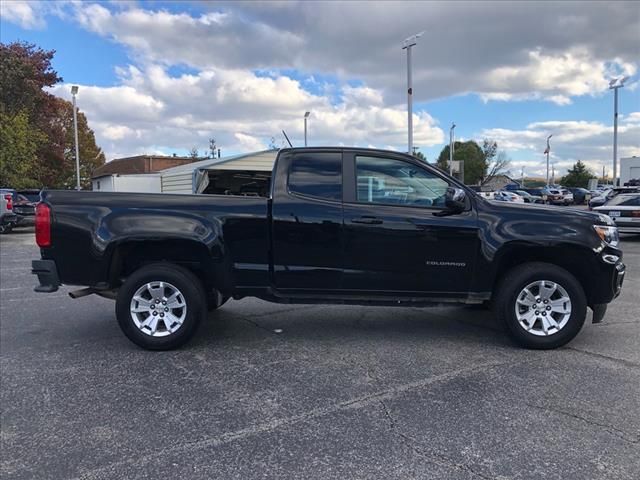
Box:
(115, 263, 206, 350)
(495, 262, 587, 349)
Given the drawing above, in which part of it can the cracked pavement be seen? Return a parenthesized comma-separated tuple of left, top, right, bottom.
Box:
(1, 230, 639, 479)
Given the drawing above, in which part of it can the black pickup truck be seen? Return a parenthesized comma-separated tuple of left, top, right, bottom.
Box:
(33, 147, 625, 350)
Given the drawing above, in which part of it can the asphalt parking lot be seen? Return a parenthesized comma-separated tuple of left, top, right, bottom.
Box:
(1, 227, 639, 480)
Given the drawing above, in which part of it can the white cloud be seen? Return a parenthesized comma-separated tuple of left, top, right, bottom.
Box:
(479, 113, 640, 177)
(0, 0, 46, 29)
(47, 66, 443, 160)
(59, 1, 639, 104)
(478, 49, 637, 104)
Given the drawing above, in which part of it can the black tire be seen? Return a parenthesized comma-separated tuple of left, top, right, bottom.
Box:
(494, 262, 587, 349)
(115, 263, 206, 350)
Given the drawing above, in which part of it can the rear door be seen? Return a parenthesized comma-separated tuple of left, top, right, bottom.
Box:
(341, 151, 479, 298)
(271, 150, 344, 292)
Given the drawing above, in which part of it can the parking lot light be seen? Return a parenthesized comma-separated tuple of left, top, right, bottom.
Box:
(71, 86, 81, 190)
(610, 76, 628, 186)
(402, 31, 424, 155)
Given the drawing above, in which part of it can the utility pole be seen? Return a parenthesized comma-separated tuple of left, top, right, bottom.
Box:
(521, 167, 525, 187)
(71, 86, 81, 190)
(402, 32, 424, 155)
(449, 123, 456, 177)
(304, 111, 310, 147)
(551, 163, 555, 185)
(544, 134, 552, 186)
(609, 76, 628, 186)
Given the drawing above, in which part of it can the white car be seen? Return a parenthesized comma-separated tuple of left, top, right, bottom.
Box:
(494, 191, 525, 203)
(560, 189, 574, 205)
(594, 193, 640, 233)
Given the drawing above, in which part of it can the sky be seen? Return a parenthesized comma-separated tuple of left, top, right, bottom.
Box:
(1, 0, 639, 178)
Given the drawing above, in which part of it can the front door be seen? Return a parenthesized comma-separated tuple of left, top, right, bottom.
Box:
(342, 152, 479, 298)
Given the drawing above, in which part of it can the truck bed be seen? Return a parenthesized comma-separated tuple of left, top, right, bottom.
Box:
(40, 190, 270, 290)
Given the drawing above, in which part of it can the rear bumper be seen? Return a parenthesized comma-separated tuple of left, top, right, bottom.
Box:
(32, 259, 61, 293)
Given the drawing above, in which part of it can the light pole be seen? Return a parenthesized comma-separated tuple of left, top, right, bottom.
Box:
(304, 111, 310, 147)
(71, 86, 81, 190)
(449, 123, 456, 176)
(402, 31, 424, 154)
(544, 134, 552, 186)
(609, 76, 628, 186)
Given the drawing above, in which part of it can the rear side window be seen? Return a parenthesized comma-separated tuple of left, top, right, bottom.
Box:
(288, 152, 342, 201)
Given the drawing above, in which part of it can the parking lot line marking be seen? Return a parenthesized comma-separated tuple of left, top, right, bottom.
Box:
(69, 359, 511, 480)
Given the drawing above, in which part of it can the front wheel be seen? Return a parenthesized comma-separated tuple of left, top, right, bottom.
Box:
(115, 263, 206, 350)
(494, 262, 587, 349)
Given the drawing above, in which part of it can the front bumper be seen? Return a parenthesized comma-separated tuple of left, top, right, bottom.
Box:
(32, 259, 61, 293)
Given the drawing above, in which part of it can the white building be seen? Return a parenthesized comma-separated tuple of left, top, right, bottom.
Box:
(91, 150, 278, 195)
(92, 173, 161, 193)
(620, 156, 640, 186)
(160, 149, 278, 195)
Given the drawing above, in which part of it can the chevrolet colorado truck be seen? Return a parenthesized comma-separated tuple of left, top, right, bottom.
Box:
(32, 148, 626, 350)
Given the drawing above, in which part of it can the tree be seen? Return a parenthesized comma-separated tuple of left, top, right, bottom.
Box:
(413, 150, 427, 162)
(560, 160, 596, 188)
(436, 140, 486, 185)
(0, 41, 105, 188)
(481, 139, 497, 165)
(208, 138, 217, 158)
(189, 147, 199, 159)
(0, 110, 46, 188)
(482, 151, 511, 186)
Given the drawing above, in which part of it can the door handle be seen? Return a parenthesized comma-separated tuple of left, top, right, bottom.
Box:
(351, 216, 383, 225)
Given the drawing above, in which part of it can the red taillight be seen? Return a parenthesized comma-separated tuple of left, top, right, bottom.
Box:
(35, 203, 51, 247)
(4, 194, 12, 210)
(632, 211, 640, 218)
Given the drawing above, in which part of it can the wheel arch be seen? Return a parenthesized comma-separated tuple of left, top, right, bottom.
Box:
(491, 242, 598, 305)
(106, 238, 232, 295)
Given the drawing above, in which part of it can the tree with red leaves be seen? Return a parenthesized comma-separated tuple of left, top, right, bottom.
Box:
(0, 42, 105, 189)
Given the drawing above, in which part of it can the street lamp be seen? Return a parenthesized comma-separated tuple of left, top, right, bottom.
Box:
(71, 85, 81, 190)
(610, 76, 628, 186)
(544, 134, 552, 186)
(449, 123, 456, 176)
(304, 111, 310, 147)
(402, 31, 424, 154)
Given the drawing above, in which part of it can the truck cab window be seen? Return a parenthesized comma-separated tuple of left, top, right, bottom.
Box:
(355, 156, 448, 207)
(288, 152, 342, 201)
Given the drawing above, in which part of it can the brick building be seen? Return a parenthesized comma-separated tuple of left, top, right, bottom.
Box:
(92, 155, 199, 177)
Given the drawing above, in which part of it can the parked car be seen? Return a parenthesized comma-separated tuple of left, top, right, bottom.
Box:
(589, 186, 640, 209)
(520, 188, 548, 202)
(493, 191, 525, 203)
(0, 191, 17, 234)
(593, 194, 640, 234)
(12, 194, 36, 226)
(33, 147, 625, 351)
(566, 188, 591, 205)
(559, 189, 574, 205)
(541, 187, 565, 205)
(513, 190, 545, 204)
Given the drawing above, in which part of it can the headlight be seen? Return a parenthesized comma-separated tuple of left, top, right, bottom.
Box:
(593, 225, 619, 247)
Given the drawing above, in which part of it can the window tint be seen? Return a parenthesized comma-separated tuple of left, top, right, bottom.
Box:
(288, 152, 342, 200)
(355, 156, 448, 207)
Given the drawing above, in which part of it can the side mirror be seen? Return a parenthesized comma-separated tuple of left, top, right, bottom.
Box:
(445, 187, 466, 212)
